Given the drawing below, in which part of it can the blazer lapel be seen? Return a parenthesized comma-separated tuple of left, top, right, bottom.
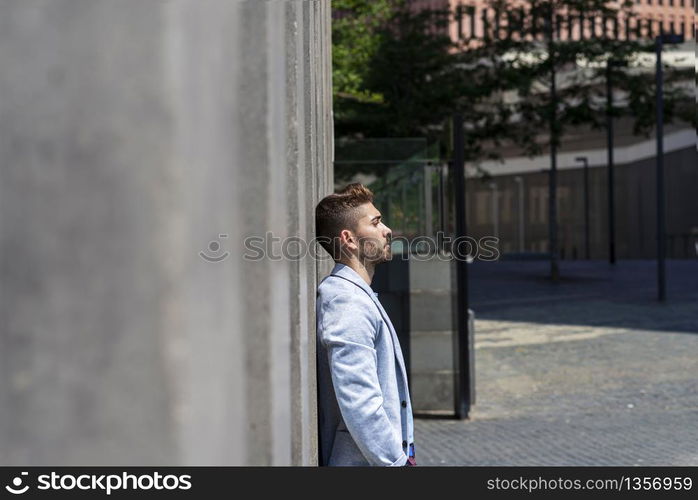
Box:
(329, 264, 409, 386)
(370, 293, 409, 385)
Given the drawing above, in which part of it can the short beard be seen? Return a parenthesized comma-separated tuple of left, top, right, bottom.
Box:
(358, 237, 391, 264)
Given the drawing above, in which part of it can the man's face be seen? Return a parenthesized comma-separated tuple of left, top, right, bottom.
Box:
(345, 202, 392, 264)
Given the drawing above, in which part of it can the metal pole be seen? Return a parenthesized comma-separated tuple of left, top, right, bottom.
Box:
(418, 169, 425, 236)
(514, 176, 524, 252)
(489, 182, 499, 241)
(401, 175, 407, 234)
(438, 164, 446, 238)
(451, 113, 472, 419)
(606, 59, 616, 264)
(547, 8, 559, 281)
(583, 160, 590, 260)
(576, 157, 590, 259)
(424, 163, 433, 237)
(656, 36, 666, 302)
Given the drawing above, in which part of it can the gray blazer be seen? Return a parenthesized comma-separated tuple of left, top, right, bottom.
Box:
(316, 263, 415, 466)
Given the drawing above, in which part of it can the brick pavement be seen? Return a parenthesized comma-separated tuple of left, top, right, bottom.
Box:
(414, 260, 698, 466)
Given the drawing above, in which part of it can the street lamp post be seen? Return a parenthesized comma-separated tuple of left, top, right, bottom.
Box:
(489, 182, 499, 241)
(546, 6, 560, 282)
(514, 176, 524, 252)
(575, 157, 590, 260)
(655, 32, 684, 302)
(451, 113, 473, 419)
(424, 162, 433, 237)
(606, 59, 616, 265)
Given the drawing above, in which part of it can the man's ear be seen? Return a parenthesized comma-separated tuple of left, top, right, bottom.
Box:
(339, 228, 355, 246)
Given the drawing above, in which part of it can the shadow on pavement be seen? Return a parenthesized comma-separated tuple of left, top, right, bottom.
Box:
(468, 260, 698, 334)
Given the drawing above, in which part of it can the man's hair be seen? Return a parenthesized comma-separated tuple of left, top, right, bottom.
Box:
(315, 183, 374, 260)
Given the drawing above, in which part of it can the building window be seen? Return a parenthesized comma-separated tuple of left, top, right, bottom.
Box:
(669, 0, 673, 5)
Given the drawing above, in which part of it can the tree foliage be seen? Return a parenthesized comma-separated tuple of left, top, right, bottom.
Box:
(332, 0, 695, 162)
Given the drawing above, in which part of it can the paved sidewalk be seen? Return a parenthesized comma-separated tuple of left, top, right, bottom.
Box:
(415, 260, 698, 466)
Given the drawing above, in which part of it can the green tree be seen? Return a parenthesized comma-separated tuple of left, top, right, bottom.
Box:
(333, 0, 694, 148)
(334, 0, 514, 164)
(473, 0, 694, 278)
(332, 0, 394, 116)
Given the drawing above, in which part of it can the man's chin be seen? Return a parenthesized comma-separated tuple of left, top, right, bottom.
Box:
(362, 246, 392, 264)
(377, 249, 392, 263)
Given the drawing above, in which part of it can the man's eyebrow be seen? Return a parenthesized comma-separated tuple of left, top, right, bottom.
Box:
(371, 214, 382, 222)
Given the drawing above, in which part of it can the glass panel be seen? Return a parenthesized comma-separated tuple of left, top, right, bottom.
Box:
(334, 138, 442, 253)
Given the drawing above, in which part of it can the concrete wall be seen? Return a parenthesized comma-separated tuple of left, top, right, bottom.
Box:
(0, 0, 333, 466)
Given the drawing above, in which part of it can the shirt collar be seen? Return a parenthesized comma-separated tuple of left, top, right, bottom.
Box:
(330, 262, 377, 297)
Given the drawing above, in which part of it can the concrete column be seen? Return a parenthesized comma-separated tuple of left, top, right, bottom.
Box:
(0, 0, 332, 466)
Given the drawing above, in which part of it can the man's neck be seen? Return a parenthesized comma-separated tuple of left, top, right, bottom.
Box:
(337, 258, 374, 286)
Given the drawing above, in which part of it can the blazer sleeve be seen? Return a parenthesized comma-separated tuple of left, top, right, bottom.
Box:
(320, 292, 408, 466)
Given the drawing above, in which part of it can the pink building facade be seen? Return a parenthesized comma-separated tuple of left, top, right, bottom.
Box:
(408, 0, 695, 41)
